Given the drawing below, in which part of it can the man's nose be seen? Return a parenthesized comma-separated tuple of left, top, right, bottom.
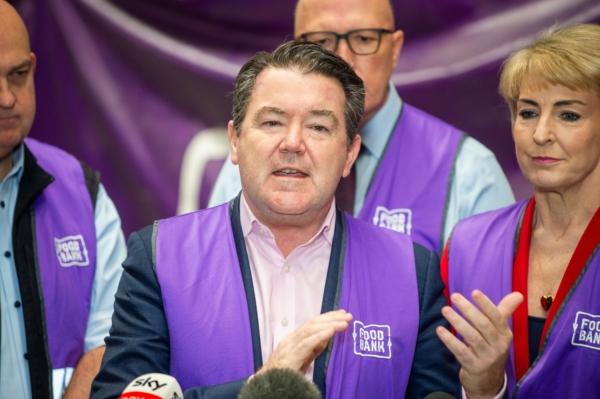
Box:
(335, 39, 355, 68)
(0, 80, 16, 109)
(279, 124, 306, 154)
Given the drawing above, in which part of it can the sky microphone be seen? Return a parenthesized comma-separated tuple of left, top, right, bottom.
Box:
(118, 373, 183, 399)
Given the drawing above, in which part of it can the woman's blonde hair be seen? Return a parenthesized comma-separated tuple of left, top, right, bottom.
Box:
(499, 23, 600, 119)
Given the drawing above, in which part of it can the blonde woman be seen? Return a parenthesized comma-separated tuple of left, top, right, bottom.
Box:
(438, 24, 600, 398)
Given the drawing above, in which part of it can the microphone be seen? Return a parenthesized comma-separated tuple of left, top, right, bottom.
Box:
(119, 373, 183, 399)
(424, 392, 454, 399)
(238, 368, 321, 399)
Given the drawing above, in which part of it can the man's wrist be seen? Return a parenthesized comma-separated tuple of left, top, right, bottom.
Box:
(461, 373, 507, 399)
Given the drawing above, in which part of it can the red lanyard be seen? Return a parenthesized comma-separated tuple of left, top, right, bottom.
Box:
(512, 198, 600, 381)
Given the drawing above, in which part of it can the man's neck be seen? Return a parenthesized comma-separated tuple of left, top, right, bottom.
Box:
(359, 84, 400, 158)
(269, 219, 327, 258)
(0, 153, 13, 181)
(361, 100, 386, 129)
(242, 193, 334, 258)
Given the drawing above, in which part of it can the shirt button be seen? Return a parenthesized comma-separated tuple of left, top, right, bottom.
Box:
(281, 318, 289, 327)
(283, 265, 291, 273)
(14, 300, 21, 308)
(0, 200, 5, 208)
(4, 251, 10, 258)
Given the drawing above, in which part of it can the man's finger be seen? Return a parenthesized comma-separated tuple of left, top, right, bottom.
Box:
(297, 327, 340, 365)
(302, 310, 353, 328)
(295, 311, 352, 339)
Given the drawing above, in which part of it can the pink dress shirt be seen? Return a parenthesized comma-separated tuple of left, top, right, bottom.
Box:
(239, 195, 504, 397)
(240, 194, 336, 377)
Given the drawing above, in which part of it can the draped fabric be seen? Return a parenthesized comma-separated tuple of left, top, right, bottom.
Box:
(14, 0, 600, 233)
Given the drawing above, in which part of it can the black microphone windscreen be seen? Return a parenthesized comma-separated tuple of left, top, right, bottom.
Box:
(424, 392, 455, 399)
(238, 368, 322, 399)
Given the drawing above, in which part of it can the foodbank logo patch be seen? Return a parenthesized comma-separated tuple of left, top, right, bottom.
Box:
(352, 320, 392, 359)
(372, 206, 412, 235)
(54, 235, 89, 267)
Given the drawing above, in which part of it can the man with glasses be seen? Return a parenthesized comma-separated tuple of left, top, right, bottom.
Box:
(210, 0, 515, 255)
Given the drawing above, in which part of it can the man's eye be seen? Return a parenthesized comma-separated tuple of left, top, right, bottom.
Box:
(559, 112, 581, 122)
(310, 124, 329, 133)
(315, 38, 333, 47)
(262, 120, 281, 127)
(357, 35, 375, 43)
(517, 109, 538, 120)
(10, 69, 29, 80)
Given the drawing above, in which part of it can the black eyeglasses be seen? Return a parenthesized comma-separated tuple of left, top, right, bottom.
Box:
(298, 28, 394, 55)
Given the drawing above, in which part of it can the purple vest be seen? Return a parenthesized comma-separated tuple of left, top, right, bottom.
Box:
(359, 104, 464, 254)
(155, 203, 420, 398)
(25, 138, 96, 369)
(447, 201, 600, 398)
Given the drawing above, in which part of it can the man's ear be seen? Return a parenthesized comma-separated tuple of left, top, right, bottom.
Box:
(30, 52, 37, 72)
(342, 134, 361, 178)
(391, 30, 404, 68)
(227, 120, 240, 165)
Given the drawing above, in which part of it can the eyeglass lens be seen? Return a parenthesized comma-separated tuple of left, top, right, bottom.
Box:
(303, 29, 386, 55)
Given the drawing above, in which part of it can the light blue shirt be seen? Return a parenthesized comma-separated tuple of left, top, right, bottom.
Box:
(0, 144, 126, 399)
(209, 84, 515, 243)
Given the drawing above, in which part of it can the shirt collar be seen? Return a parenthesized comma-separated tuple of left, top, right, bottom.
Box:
(360, 82, 402, 160)
(239, 192, 336, 246)
(0, 144, 25, 185)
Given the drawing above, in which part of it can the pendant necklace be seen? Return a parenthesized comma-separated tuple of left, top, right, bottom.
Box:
(540, 294, 553, 311)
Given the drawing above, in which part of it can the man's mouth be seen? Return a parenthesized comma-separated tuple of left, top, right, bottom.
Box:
(0, 116, 19, 128)
(273, 168, 308, 178)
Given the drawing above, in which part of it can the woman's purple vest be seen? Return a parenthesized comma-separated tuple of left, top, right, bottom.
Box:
(25, 138, 96, 369)
(359, 104, 464, 254)
(447, 201, 600, 398)
(155, 203, 420, 398)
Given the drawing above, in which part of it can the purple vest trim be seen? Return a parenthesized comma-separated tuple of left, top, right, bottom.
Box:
(359, 104, 464, 254)
(447, 201, 600, 398)
(25, 138, 96, 369)
(155, 204, 255, 389)
(325, 215, 419, 399)
(155, 205, 420, 398)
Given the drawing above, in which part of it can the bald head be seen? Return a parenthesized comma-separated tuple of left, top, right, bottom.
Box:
(294, 0, 395, 35)
(0, 1, 31, 53)
(0, 0, 36, 175)
(293, 0, 403, 123)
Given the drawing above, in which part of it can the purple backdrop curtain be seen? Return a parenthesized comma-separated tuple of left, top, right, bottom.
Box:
(13, 0, 600, 234)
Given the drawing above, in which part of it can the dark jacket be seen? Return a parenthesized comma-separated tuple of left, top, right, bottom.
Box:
(11, 144, 99, 398)
(92, 203, 458, 399)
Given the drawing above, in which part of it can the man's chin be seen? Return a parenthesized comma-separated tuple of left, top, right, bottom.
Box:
(0, 129, 26, 147)
(0, 134, 25, 158)
(267, 196, 331, 219)
(268, 203, 311, 217)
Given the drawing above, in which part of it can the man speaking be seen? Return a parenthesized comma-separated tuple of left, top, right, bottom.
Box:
(92, 41, 457, 398)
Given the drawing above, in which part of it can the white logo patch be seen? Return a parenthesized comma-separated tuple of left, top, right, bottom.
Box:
(352, 320, 392, 359)
(54, 235, 89, 267)
(572, 311, 600, 350)
(372, 206, 412, 235)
